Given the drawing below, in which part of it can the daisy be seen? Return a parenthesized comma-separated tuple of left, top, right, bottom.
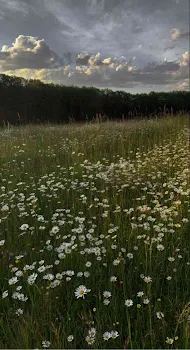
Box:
(8, 276, 18, 285)
(16, 308, 23, 316)
(111, 330, 119, 339)
(144, 276, 152, 283)
(88, 328, 96, 338)
(2, 290, 8, 299)
(156, 311, 164, 319)
(168, 257, 175, 262)
(103, 332, 111, 341)
(110, 276, 117, 282)
(85, 336, 95, 345)
(74, 285, 90, 299)
(42, 340, 51, 348)
(20, 223, 29, 230)
(166, 337, 174, 345)
(125, 299, 133, 307)
(67, 335, 74, 342)
(103, 290, 112, 298)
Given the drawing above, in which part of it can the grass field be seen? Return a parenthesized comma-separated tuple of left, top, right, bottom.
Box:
(0, 115, 190, 349)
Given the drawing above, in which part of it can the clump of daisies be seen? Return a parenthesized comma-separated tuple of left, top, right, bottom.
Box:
(103, 330, 119, 341)
(85, 328, 96, 345)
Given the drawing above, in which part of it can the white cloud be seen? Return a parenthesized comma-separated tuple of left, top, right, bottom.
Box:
(0, 35, 61, 70)
(171, 28, 189, 40)
(165, 78, 189, 90)
(171, 28, 182, 40)
(1, 35, 189, 91)
(180, 51, 189, 66)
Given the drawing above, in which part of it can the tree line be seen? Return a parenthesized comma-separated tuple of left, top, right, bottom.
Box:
(0, 73, 189, 125)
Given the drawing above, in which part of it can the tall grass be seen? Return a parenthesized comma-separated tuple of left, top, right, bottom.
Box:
(0, 115, 189, 349)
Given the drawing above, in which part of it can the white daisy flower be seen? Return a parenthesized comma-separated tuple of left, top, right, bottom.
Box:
(125, 299, 133, 307)
(74, 285, 91, 299)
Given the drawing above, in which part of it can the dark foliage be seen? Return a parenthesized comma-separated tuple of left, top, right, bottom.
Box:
(0, 73, 189, 125)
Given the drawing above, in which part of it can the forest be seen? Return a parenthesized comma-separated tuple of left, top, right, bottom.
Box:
(0, 73, 189, 125)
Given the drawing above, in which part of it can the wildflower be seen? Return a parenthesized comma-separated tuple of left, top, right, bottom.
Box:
(27, 273, 38, 285)
(85, 336, 95, 345)
(157, 244, 164, 251)
(85, 261, 92, 268)
(51, 226, 59, 234)
(144, 276, 152, 283)
(16, 286, 22, 291)
(74, 285, 90, 299)
(8, 276, 18, 285)
(166, 276, 172, 280)
(42, 340, 51, 348)
(125, 299, 133, 307)
(110, 276, 117, 282)
(103, 290, 112, 298)
(84, 271, 90, 278)
(113, 258, 120, 266)
(38, 266, 46, 273)
(43, 274, 54, 281)
(143, 298, 150, 304)
(156, 311, 164, 319)
(111, 330, 119, 339)
(127, 253, 133, 259)
(103, 299, 110, 305)
(0, 240, 5, 246)
(1, 205, 9, 211)
(67, 335, 74, 342)
(103, 332, 111, 341)
(20, 224, 29, 230)
(77, 272, 83, 277)
(16, 308, 23, 316)
(2, 290, 8, 299)
(89, 328, 96, 338)
(39, 260, 45, 265)
(166, 337, 174, 345)
(137, 291, 144, 297)
(168, 257, 175, 262)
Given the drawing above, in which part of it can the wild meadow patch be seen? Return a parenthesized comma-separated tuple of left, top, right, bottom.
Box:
(0, 116, 190, 349)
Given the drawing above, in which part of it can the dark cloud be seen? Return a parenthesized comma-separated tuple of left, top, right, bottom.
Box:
(76, 54, 91, 65)
(0, 0, 189, 91)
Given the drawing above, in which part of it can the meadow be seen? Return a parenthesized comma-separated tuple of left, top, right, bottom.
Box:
(0, 115, 190, 349)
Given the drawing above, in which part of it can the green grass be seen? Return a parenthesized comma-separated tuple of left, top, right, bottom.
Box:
(0, 115, 190, 349)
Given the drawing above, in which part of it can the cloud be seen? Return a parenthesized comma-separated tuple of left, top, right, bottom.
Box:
(165, 78, 189, 90)
(76, 53, 91, 65)
(0, 35, 72, 71)
(3, 52, 187, 90)
(1, 34, 189, 91)
(170, 51, 189, 82)
(171, 28, 190, 40)
(180, 51, 189, 66)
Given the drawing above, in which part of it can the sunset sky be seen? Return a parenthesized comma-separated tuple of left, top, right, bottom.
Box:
(0, 0, 189, 93)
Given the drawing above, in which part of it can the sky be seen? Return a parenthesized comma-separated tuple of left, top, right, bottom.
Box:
(0, 0, 189, 93)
